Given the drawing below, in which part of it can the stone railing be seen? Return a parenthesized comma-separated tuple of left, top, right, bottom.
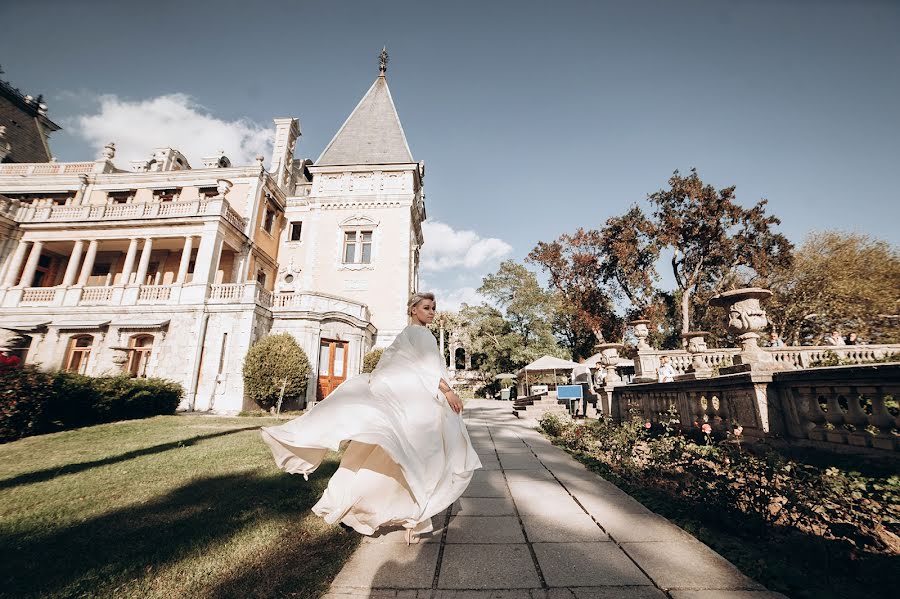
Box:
(611, 363, 900, 453)
(20, 287, 56, 304)
(271, 291, 370, 321)
(223, 204, 247, 232)
(137, 285, 172, 302)
(208, 283, 243, 302)
(635, 345, 900, 379)
(81, 286, 114, 303)
(254, 284, 273, 308)
(11, 197, 248, 234)
(0, 161, 101, 176)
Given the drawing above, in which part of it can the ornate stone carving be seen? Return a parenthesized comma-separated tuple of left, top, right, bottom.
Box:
(709, 288, 782, 372)
(100, 142, 116, 161)
(216, 178, 233, 197)
(630, 319, 651, 350)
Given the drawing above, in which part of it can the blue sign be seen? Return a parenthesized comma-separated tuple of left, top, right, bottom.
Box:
(556, 385, 583, 399)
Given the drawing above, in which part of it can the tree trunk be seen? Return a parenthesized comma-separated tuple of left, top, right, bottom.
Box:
(681, 287, 691, 335)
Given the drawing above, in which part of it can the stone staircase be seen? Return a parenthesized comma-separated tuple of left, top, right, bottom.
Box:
(512, 393, 569, 421)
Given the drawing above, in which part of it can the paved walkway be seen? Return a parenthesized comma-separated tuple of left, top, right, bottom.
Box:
(324, 400, 787, 599)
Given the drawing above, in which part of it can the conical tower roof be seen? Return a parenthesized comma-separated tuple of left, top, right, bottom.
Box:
(316, 74, 414, 166)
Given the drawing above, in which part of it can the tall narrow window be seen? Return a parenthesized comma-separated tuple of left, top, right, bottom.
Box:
(65, 335, 93, 374)
(342, 230, 374, 265)
(263, 206, 276, 234)
(289, 221, 303, 241)
(128, 335, 153, 377)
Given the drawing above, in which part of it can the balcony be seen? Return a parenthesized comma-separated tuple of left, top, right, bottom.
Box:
(4, 197, 247, 232)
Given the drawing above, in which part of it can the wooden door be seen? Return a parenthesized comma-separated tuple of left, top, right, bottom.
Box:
(316, 339, 348, 400)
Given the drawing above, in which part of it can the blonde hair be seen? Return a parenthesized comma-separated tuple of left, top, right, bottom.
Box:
(408, 292, 436, 316)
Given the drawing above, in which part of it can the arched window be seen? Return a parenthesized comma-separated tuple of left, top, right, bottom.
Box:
(128, 334, 154, 377)
(454, 347, 466, 370)
(64, 335, 93, 374)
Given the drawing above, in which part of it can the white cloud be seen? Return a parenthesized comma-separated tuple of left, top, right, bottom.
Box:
(421, 221, 512, 272)
(428, 286, 486, 312)
(69, 93, 271, 167)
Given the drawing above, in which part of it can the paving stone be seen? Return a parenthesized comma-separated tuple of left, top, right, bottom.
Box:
(571, 588, 667, 599)
(504, 468, 555, 482)
(597, 513, 693, 543)
(446, 516, 526, 543)
(438, 544, 541, 589)
(508, 482, 583, 516)
(330, 543, 439, 589)
(498, 453, 544, 470)
(533, 542, 652, 587)
(463, 479, 511, 498)
(668, 592, 791, 599)
(452, 496, 517, 516)
(362, 524, 442, 544)
(433, 590, 533, 598)
(622, 541, 764, 590)
(521, 512, 608, 542)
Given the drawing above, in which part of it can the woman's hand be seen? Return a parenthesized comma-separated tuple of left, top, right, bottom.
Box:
(444, 390, 464, 414)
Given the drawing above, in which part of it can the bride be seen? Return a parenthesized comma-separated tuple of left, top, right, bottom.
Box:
(260, 292, 482, 542)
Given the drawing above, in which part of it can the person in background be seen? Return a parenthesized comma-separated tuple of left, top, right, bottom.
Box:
(508, 382, 518, 402)
(768, 331, 785, 347)
(657, 355, 676, 383)
(846, 331, 859, 345)
(593, 363, 606, 388)
(824, 331, 845, 346)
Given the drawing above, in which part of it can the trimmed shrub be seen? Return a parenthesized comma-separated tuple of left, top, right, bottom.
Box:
(0, 368, 183, 443)
(362, 348, 384, 373)
(243, 333, 310, 410)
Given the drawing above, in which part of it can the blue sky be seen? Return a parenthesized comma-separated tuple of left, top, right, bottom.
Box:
(2, 0, 898, 309)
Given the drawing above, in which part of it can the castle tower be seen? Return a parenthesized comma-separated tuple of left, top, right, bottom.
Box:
(278, 51, 425, 349)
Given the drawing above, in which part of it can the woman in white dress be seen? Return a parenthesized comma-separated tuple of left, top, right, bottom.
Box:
(261, 292, 481, 543)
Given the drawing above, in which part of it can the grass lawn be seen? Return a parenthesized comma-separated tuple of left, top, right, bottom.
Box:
(0, 415, 360, 599)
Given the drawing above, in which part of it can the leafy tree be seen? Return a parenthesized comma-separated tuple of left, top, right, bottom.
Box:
(478, 261, 559, 351)
(764, 231, 900, 344)
(597, 205, 660, 318)
(242, 333, 310, 410)
(527, 231, 622, 345)
(362, 348, 384, 373)
(648, 168, 793, 333)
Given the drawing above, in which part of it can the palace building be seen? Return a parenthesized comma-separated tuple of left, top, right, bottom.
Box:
(0, 57, 426, 411)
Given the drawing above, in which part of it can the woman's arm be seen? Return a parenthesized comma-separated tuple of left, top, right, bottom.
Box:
(439, 378, 463, 414)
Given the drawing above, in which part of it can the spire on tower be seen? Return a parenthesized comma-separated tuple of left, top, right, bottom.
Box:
(379, 46, 389, 76)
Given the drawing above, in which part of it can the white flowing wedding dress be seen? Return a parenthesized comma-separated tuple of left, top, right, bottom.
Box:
(261, 324, 482, 535)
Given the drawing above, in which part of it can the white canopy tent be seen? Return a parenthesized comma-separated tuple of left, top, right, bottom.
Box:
(515, 355, 581, 394)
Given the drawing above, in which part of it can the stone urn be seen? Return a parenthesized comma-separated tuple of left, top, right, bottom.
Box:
(216, 178, 233, 197)
(681, 331, 712, 378)
(594, 342, 625, 385)
(109, 346, 130, 372)
(629, 319, 652, 351)
(708, 288, 776, 372)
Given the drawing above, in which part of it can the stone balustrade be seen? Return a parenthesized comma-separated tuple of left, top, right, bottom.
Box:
(271, 291, 370, 321)
(8, 197, 246, 232)
(635, 345, 900, 380)
(611, 363, 900, 453)
(0, 161, 105, 176)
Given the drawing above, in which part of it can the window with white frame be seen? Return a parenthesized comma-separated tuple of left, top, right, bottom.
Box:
(343, 229, 373, 264)
(262, 205, 276, 235)
(289, 221, 302, 242)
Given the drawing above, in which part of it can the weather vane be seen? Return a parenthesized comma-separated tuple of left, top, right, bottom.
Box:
(379, 46, 389, 75)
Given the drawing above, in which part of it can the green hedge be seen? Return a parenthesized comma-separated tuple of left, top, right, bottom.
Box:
(0, 365, 183, 443)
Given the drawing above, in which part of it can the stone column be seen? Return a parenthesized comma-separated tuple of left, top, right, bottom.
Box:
(61, 240, 85, 286)
(120, 238, 139, 286)
(18, 240, 44, 288)
(2, 239, 30, 287)
(77, 240, 99, 286)
(176, 236, 194, 284)
(134, 238, 153, 286)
